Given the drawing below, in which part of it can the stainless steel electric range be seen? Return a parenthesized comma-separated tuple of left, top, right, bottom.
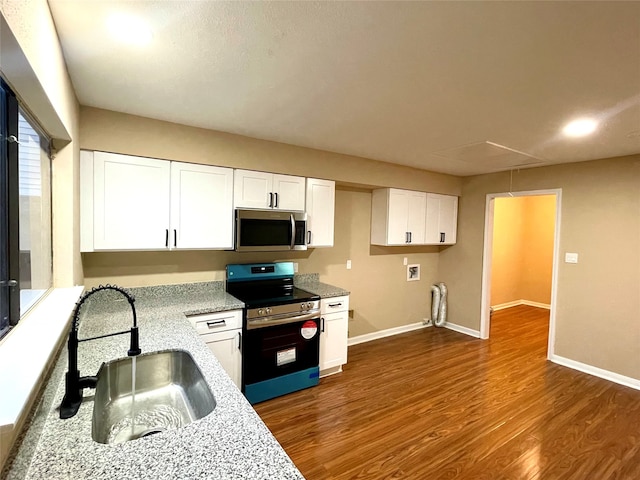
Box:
(226, 262, 320, 404)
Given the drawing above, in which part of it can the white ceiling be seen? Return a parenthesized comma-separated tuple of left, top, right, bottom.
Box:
(48, 1, 640, 176)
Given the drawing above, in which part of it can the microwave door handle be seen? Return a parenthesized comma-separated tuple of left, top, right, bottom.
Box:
(290, 214, 296, 249)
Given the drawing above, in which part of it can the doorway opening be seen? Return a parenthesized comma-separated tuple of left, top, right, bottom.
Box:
(480, 189, 561, 359)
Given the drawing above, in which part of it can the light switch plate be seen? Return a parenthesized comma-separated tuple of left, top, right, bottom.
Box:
(565, 252, 578, 264)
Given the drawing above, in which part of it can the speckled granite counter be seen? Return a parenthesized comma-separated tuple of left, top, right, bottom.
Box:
(294, 274, 350, 298)
(5, 281, 304, 480)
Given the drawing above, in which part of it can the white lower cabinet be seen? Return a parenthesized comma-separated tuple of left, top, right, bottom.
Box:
(188, 310, 242, 388)
(320, 295, 349, 377)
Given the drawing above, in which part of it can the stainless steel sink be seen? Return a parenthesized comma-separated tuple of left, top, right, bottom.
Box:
(92, 349, 216, 444)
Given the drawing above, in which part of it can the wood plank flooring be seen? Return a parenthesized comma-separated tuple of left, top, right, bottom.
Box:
(254, 306, 640, 479)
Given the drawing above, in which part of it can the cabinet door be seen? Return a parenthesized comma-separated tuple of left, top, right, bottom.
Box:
(438, 195, 458, 244)
(273, 174, 306, 211)
(93, 152, 170, 250)
(202, 329, 242, 388)
(305, 178, 335, 247)
(320, 311, 348, 371)
(171, 163, 233, 249)
(426, 193, 458, 244)
(234, 170, 273, 209)
(387, 189, 410, 245)
(406, 191, 427, 244)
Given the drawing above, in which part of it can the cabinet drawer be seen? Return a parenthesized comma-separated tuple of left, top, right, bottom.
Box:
(188, 310, 242, 335)
(321, 295, 349, 314)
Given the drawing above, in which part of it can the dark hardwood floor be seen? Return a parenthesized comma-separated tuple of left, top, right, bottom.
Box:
(254, 306, 640, 479)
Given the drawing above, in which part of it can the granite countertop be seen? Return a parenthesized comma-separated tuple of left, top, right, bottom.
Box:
(6, 281, 304, 480)
(294, 274, 350, 298)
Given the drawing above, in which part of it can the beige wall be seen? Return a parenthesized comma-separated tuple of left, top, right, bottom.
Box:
(83, 187, 442, 337)
(0, 0, 82, 287)
(0, 0, 80, 470)
(80, 106, 462, 195)
(439, 155, 640, 379)
(79, 107, 462, 337)
(491, 195, 555, 306)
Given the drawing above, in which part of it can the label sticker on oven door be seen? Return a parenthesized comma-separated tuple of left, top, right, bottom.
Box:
(276, 347, 296, 366)
(301, 320, 318, 339)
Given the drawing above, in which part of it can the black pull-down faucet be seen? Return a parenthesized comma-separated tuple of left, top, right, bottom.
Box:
(59, 284, 141, 419)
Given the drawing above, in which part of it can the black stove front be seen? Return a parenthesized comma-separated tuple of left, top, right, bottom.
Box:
(226, 262, 320, 404)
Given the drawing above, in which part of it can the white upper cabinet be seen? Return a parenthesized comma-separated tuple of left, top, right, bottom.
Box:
(82, 151, 234, 251)
(170, 162, 234, 249)
(234, 169, 305, 211)
(305, 178, 335, 248)
(233, 170, 273, 209)
(425, 193, 458, 245)
(92, 151, 171, 250)
(371, 188, 427, 246)
(406, 190, 427, 244)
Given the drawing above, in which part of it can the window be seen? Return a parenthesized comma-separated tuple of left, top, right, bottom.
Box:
(0, 79, 52, 339)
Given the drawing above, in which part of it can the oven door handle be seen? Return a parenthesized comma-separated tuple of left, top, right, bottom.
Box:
(247, 311, 319, 330)
(290, 214, 296, 250)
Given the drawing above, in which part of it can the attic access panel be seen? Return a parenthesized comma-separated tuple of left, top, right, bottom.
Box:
(432, 141, 544, 170)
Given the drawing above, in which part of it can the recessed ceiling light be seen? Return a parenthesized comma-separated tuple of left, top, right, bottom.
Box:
(106, 13, 152, 46)
(562, 118, 598, 137)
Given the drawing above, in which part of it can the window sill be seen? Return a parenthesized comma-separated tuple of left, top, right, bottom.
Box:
(0, 286, 83, 431)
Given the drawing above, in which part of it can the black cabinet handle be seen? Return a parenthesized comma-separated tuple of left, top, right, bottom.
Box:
(268, 192, 273, 208)
(307, 230, 312, 244)
(206, 319, 227, 328)
(440, 232, 445, 243)
(409, 232, 412, 243)
(174, 229, 177, 247)
(238, 332, 242, 350)
(328, 302, 342, 308)
(165, 229, 169, 247)
(321, 317, 325, 332)
(274, 192, 279, 208)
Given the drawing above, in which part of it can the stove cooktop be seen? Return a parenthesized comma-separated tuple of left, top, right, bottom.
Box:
(225, 262, 319, 309)
(235, 286, 320, 309)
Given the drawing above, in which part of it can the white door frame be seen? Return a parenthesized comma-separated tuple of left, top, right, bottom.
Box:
(479, 188, 562, 359)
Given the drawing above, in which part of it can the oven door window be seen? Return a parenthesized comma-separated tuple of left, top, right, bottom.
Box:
(243, 318, 320, 386)
(239, 218, 292, 247)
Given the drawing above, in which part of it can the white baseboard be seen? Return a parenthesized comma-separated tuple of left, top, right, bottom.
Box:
(521, 300, 551, 310)
(443, 322, 481, 338)
(492, 299, 551, 311)
(491, 300, 522, 311)
(348, 322, 429, 346)
(549, 354, 640, 391)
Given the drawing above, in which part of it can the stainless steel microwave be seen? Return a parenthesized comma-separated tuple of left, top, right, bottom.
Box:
(235, 209, 307, 252)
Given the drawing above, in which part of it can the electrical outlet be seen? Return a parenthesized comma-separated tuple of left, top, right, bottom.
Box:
(346, 259, 352, 270)
(565, 252, 578, 264)
(424, 317, 433, 327)
(293, 262, 299, 273)
(403, 257, 408, 266)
